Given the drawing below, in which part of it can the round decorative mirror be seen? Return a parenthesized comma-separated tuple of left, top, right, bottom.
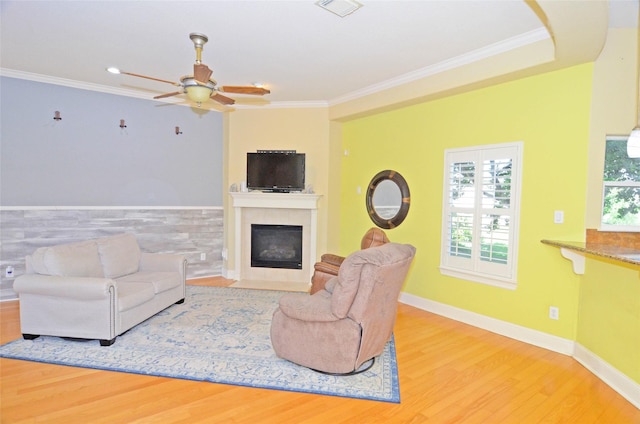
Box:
(366, 170, 410, 229)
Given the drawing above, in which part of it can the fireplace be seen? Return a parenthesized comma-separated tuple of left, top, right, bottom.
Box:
(251, 224, 303, 270)
(230, 191, 321, 283)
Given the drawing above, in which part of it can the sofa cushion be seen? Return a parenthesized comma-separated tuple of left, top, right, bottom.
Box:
(30, 240, 104, 278)
(97, 233, 141, 279)
(117, 282, 155, 312)
(116, 271, 181, 294)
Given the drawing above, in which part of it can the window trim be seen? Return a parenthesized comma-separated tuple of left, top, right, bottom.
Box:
(600, 135, 640, 233)
(439, 141, 523, 290)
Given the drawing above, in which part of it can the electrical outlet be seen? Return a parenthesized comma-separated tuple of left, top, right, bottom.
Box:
(549, 306, 559, 320)
(221, 248, 228, 260)
(200, 252, 206, 261)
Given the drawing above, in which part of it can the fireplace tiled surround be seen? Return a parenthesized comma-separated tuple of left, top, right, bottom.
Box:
(230, 192, 321, 285)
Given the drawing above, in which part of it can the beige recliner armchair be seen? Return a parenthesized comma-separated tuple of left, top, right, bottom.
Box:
(270, 242, 416, 374)
(310, 227, 390, 294)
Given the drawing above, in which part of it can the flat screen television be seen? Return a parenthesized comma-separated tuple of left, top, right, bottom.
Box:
(246, 152, 305, 193)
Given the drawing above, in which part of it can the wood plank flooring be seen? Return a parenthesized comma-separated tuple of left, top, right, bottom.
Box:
(1, 277, 638, 423)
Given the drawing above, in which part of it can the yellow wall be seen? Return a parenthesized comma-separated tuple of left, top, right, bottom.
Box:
(579, 27, 640, 383)
(223, 28, 640, 385)
(224, 107, 335, 272)
(587, 28, 639, 229)
(338, 28, 640, 385)
(341, 64, 593, 340)
(578, 260, 640, 382)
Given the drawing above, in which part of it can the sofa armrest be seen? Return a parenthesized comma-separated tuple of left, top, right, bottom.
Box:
(139, 253, 187, 277)
(13, 275, 116, 301)
(277, 291, 339, 322)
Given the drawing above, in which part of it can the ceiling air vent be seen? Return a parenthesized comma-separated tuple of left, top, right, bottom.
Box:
(315, 0, 363, 18)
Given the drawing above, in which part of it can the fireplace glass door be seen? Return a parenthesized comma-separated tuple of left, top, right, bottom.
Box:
(251, 224, 303, 270)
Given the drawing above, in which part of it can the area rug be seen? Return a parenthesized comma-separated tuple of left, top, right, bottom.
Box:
(0, 286, 400, 403)
(230, 279, 310, 292)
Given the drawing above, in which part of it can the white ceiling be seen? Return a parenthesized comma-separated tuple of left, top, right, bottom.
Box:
(1, 0, 638, 109)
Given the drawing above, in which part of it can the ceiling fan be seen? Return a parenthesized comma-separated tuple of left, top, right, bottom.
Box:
(107, 33, 270, 106)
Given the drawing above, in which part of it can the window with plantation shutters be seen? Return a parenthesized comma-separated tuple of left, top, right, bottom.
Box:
(440, 142, 523, 289)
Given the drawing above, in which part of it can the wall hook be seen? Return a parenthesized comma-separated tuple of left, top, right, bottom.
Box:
(53, 111, 62, 121)
(175, 126, 182, 135)
(120, 119, 127, 128)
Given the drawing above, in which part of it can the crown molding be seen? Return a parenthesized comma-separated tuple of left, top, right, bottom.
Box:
(328, 27, 551, 107)
(235, 100, 329, 109)
(1, 28, 548, 111)
(0, 68, 329, 111)
(0, 68, 160, 101)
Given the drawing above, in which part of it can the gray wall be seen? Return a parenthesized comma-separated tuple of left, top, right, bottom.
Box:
(0, 77, 223, 206)
(0, 77, 226, 299)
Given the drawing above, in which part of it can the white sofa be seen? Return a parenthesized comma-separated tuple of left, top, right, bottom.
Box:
(13, 233, 187, 346)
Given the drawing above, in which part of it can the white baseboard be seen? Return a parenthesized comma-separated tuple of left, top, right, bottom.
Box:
(573, 343, 640, 409)
(222, 267, 236, 280)
(398, 292, 640, 409)
(399, 292, 575, 354)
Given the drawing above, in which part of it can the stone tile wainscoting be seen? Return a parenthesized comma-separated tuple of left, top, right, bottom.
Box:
(0, 207, 224, 301)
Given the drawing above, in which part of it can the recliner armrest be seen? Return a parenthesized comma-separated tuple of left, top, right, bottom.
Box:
(277, 291, 339, 322)
(13, 275, 116, 300)
(319, 253, 345, 267)
(313, 261, 340, 275)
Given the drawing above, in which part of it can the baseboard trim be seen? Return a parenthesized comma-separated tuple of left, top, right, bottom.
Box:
(398, 292, 640, 409)
(573, 343, 640, 409)
(399, 292, 574, 355)
(222, 267, 236, 280)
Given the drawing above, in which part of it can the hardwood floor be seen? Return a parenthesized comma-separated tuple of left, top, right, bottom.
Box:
(1, 277, 638, 423)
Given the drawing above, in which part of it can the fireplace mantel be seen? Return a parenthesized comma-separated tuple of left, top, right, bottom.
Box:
(230, 192, 322, 283)
(230, 191, 321, 210)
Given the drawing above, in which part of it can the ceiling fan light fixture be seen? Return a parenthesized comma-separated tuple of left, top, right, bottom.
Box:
(315, 0, 363, 17)
(628, 125, 640, 158)
(185, 85, 213, 103)
(181, 76, 215, 104)
(189, 33, 208, 49)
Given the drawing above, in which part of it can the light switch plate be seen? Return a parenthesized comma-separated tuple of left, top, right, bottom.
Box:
(554, 210, 564, 224)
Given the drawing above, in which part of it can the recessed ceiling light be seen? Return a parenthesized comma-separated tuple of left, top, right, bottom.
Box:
(106, 67, 121, 74)
(315, 0, 363, 18)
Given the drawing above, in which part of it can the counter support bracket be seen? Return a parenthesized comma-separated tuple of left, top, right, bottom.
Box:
(560, 248, 585, 275)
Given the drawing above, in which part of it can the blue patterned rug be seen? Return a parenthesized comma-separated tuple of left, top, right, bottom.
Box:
(0, 286, 400, 403)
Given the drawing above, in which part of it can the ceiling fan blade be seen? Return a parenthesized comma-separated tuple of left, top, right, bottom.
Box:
(120, 71, 181, 87)
(211, 92, 236, 105)
(153, 91, 183, 99)
(193, 64, 213, 83)
(220, 86, 270, 95)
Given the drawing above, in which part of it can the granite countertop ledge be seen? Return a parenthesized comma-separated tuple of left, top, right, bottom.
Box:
(541, 239, 640, 266)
